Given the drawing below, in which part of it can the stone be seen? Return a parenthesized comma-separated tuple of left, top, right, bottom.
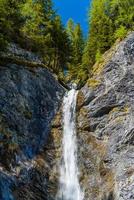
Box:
(77, 32, 134, 200)
(0, 44, 65, 199)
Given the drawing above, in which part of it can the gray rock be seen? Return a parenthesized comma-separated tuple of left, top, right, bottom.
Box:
(0, 52, 65, 199)
(77, 32, 134, 200)
(7, 43, 43, 63)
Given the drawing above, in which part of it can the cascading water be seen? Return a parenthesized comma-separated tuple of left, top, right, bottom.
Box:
(57, 87, 83, 200)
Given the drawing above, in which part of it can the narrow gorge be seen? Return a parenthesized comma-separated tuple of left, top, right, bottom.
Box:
(0, 32, 134, 200)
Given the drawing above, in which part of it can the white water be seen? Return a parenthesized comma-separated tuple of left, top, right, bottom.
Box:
(57, 88, 83, 200)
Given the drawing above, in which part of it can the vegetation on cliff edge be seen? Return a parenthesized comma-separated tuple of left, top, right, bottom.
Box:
(0, 0, 134, 83)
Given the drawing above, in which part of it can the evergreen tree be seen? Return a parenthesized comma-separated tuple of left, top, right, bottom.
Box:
(66, 18, 75, 40)
(82, 0, 114, 70)
(49, 15, 71, 73)
(73, 23, 84, 65)
(66, 19, 84, 67)
(0, 0, 23, 50)
(82, 0, 134, 73)
(66, 19, 85, 82)
(0, 0, 11, 50)
(20, 0, 71, 72)
(1, 0, 133, 78)
(20, 0, 51, 51)
(110, 0, 134, 39)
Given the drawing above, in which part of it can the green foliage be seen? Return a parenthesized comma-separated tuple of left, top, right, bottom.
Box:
(0, 0, 134, 82)
(82, 0, 114, 71)
(95, 50, 102, 62)
(0, 0, 13, 50)
(82, 0, 134, 73)
(73, 24, 84, 65)
(66, 18, 75, 40)
(20, 0, 52, 51)
(66, 19, 84, 80)
(110, 0, 134, 29)
(49, 16, 72, 73)
(0, 0, 71, 74)
(66, 19, 84, 66)
(114, 25, 127, 40)
(0, 0, 24, 50)
(20, 0, 71, 73)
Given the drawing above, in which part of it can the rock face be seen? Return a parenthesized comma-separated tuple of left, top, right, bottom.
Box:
(0, 45, 65, 199)
(1, 33, 134, 200)
(77, 32, 134, 200)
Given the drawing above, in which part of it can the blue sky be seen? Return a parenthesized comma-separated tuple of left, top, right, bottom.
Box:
(53, 0, 91, 35)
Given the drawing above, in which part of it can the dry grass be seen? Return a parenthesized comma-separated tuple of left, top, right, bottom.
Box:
(87, 78, 101, 88)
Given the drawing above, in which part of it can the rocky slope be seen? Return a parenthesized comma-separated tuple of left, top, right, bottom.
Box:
(77, 32, 134, 200)
(0, 44, 65, 200)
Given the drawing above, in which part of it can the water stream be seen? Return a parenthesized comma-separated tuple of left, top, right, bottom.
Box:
(57, 88, 83, 200)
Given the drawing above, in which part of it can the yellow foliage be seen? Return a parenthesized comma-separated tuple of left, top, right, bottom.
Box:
(87, 78, 101, 88)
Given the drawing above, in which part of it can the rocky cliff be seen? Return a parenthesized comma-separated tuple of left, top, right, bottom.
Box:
(0, 44, 65, 200)
(77, 32, 134, 200)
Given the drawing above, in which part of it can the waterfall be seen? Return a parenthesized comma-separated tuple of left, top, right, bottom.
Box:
(57, 88, 83, 200)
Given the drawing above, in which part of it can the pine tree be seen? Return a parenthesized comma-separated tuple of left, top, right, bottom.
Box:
(73, 23, 84, 65)
(0, 0, 11, 50)
(110, 0, 134, 39)
(66, 19, 85, 82)
(82, 0, 114, 70)
(20, 0, 47, 51)
(66, 18, 75, 40)
(49, 15, 71, 73)
(66, 19, 84, 67)
(0, 0, 23, 50)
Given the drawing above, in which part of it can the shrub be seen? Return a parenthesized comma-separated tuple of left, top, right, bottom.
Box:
(95, 50, 102, 62)
(114, 26, 128, 40)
